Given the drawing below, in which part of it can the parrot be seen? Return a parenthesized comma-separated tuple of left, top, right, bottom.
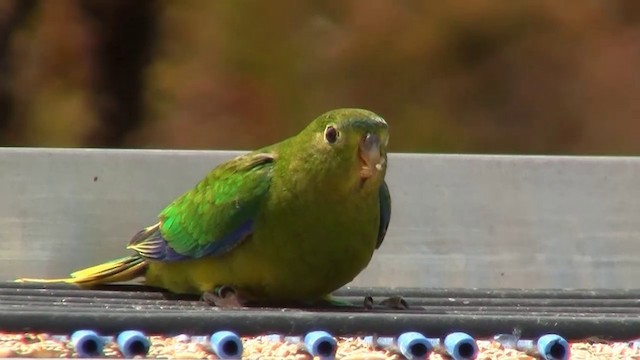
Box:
(18, 108, 391, 307)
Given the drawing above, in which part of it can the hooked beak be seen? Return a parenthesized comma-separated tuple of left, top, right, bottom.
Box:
(359, 133, 385, 179)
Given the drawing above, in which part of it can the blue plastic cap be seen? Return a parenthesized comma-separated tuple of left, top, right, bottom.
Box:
(397, 332, 433, 360)
(304, 331, 337, 360)
(70, 330, 103, 358)
(444, 332, 479, 360)
(116, 330, 150, 358)
(210, 330, 243, 359)
(537, 334, 569, 360)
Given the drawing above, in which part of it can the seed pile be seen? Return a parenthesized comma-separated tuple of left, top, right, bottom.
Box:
(1, 333, 639, 359)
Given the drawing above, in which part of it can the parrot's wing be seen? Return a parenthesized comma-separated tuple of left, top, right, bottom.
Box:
(376, 180, 391, 249)
(128, 152, 275, 261)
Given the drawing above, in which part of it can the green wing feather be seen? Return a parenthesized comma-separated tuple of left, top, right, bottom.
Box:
(128, 152, 275, 260)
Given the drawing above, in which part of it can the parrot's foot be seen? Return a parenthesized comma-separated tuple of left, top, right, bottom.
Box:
(363, 295, 410, 310)
(201, 286, 245, 308)
(364, 295, 375, 309)
(380, 295, 409, 310)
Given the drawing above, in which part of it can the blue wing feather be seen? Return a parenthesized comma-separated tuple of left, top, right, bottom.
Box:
(131, 219, 255, 261)
(376, 181, 391, 249)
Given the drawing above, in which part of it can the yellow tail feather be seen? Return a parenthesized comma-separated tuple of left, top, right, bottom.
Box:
(16, 256, 147, 287)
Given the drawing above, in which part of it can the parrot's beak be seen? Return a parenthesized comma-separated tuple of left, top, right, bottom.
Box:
(358, 133, 385, 179)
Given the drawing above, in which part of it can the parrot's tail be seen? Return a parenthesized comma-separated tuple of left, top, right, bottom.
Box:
(16, 255, 147, 287)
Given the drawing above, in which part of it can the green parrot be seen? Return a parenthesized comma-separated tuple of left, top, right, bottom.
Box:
(19, 108, 391, 307)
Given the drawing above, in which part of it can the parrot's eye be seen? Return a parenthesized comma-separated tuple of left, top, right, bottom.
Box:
(325, 126, 338, 144)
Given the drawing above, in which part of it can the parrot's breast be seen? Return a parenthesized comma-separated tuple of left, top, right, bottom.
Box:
(144, 157, 384, 302)
(243, 185, 381, 300)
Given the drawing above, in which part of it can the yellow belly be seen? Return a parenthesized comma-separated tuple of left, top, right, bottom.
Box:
(144, 217, 378, 300)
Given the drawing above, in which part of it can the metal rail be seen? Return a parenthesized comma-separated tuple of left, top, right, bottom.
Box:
(2, 283, 638, 341)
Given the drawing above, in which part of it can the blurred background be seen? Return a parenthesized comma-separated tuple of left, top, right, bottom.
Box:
(0, 0, 638, 154)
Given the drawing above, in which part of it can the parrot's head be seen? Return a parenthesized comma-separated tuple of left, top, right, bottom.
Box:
(301, 108, 389, 191)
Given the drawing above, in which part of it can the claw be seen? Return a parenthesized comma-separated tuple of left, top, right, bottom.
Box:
(363, 295, 374, 310)
(379, 295, 409, 310)
(201, 285, 245, 308)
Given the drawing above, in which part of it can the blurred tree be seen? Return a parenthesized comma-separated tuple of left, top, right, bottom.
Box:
(0, 0, 36, 144)
(78, 0, 158, 146)
(0, 0, 639, 154)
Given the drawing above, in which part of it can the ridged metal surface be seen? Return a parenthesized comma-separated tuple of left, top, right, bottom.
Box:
(2, 283, 639, 340)
(2, 148, 640, 288)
